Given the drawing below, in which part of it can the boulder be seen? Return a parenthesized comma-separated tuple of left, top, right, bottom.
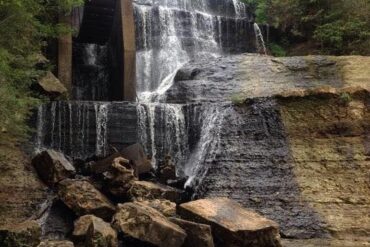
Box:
(128, 180, 182, 202)
(37, 71, 67, 98)
(91, 144, 152, 177)
(120, 143, 153, 176)
(32, 150, 76, 187)
(103, 157, 137, 197)
(38, 240, 74, 247)
(169, 218, 214, 247)
(57, 179, 115, 220)
(178, 198, 282, 247)
(137, 199, 176, 217)
(73, 215, 117, 247)
(0, 220, 41, 247)
(112, 202, 186, 247)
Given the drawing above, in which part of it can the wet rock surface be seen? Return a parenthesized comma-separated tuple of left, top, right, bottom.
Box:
(57, 179, 116, 220)
(178, 198, 282, 247)
(112, 202, 186, 247)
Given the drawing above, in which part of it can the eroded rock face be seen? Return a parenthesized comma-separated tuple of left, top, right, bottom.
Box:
(112, 202, 186, 247)
(38, 240, 74, 247)
(73, 215, 117, 247)
(170, 218, 214, 247)
(57, 179, 115, 220)
(178, 198, 282, 247)
(129, 181, 182, 202)
(103, 157, 137, 198)
(32, 150, 76, 187)
(0, 220, 41, 247)
(137, 199, 176, 217)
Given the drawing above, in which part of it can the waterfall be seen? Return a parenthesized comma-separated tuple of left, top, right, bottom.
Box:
(254, 23, 267, 55)
(134, 0, 254, 180)
(134, 0, 252, 99)
(94, 103, 110, 157)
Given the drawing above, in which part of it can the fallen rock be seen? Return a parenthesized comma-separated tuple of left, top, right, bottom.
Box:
(91, 144, 152, 177)
(73, 215, 117, 247)
(0, 220, 41, 247)
(37, 71, 67, 98)
(137, 199, 176, 217)
(57, 179, 115, 220)
(32, 150, 76, 187)
(128, 180, 182, 202)
(112, 202, 186, 247)
(38, 240, 74, 247)
(120, 143, 153, 176)
(103, 157, 137, 197)
(178, 198, 282, 247)
(170, 218, 214, 247)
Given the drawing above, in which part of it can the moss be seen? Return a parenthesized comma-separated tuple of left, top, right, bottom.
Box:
(230, 94, 245, 106)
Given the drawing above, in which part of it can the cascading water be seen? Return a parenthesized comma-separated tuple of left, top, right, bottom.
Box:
(133, 0, 255, 177)
(254, 23, 267, 55)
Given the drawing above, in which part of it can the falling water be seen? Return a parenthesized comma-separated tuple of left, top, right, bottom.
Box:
(254, 23, 267, 55)
(134, 0, 252, 99)
(94, 103, 110, 157)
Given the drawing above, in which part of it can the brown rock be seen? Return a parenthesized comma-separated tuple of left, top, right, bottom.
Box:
(128, 180, 182, 202)
(112, 202, 186, 247)
(32, 150, 76, 187)
(91, 144, 152, 177)
(37, 71, 68, 97)
(38, 240, 74, 247)
(169, 218, 214, 247)
(103, 157, 137, 197)
(0, 220, 41, 247)
(120, 143, 153, 176)
(178, 198, 282, 247)
(73, 215, 117, 247)
(137, 199, 176, 217)
(58, 179, 115, 220)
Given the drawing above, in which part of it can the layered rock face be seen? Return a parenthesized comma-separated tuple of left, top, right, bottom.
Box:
(185, 55, 370, 243)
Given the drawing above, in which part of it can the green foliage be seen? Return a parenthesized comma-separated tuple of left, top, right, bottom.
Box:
(0, 0, 83, 144)
(339, 92, 352, 105)
(242, 0, 370, 55)
(268, 43, 287, 57)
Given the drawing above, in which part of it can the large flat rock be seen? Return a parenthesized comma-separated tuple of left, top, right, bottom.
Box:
(178, 197, 281, 247)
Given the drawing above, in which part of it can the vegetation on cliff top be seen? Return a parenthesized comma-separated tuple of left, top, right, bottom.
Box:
(244, 0, 370, 56)
(0, 0, 82, 145)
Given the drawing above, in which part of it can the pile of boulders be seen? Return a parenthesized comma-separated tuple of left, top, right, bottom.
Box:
(1, 144, 282, 247)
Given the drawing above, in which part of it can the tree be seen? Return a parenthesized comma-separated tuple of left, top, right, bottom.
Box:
(0, 0, 83, 144)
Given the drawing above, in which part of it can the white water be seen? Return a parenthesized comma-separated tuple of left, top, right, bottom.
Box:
(94, 103, 110, 157)
(254, 23, 267, 55)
